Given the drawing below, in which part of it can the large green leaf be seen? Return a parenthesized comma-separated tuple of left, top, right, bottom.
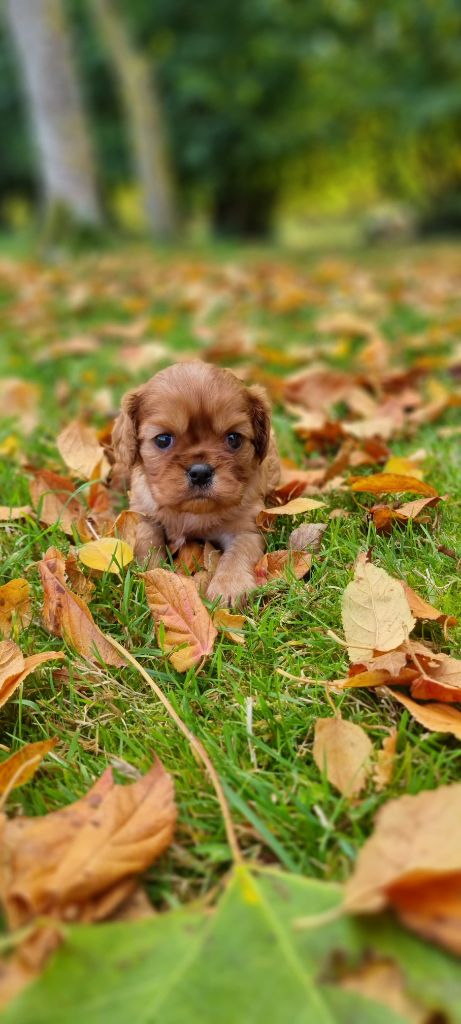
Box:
(5, 867, 461, 1023)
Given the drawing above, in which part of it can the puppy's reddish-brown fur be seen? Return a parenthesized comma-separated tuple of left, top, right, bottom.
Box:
(112, 362, 280, 604)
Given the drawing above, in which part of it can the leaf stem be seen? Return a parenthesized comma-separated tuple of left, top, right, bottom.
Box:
(106, 635, 243, 865)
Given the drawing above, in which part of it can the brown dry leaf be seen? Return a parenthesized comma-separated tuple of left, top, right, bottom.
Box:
(57, 420, 109, 480)
(401, 582, 457, 630)
(342, 417, 395, 441)
(0, 379, 39, 434)
(38, 548, 124, 667)
(313, 716, 373, 797)
(350, 473, 439, 498)
(0, 642, 64, 708)
(338, 958, 430, 1024)
(174, 542, 205, 575)
(213, 608, 246, 644)
(34, 335, 98, 362)
(64, 549, 95, 601)
(0, 506, 33, 521)
(109, 510, 142, 549)
(373, 728, 397, 792)
(389, 688, 461, 738)
(0, 579, 31, 638)
(0, 761, 176, 932)
(256, 497, 325, 528)
(344, 782, 461, 955)
(254, 550, 312, 585)
(289, 522, 327, 552)
(143, 568, 217, 672)
(342, 561, 415, 662)
(284, 367, 353, 412)
(77, 537, 133, 575)
(30, 469, 83, 536)
(0, 739, 57, 795)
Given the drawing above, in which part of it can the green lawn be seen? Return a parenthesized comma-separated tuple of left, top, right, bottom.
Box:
(1, 238, 461, 907)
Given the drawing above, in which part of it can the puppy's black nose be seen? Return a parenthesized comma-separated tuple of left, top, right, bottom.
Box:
(187, 463, 214, 487)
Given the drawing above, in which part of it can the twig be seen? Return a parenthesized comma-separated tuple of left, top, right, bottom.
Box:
(106, 635, 243, 865)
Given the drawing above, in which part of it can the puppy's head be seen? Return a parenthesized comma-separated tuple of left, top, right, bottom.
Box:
(112, 362, 271, 513)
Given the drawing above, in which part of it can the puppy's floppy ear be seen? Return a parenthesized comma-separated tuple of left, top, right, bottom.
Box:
(247, 384, 271, 462)
(112, 387, 141, 481)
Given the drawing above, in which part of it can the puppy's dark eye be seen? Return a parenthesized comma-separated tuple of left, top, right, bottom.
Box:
(154, 433, 174, 450)
(226, 432, 242, 451)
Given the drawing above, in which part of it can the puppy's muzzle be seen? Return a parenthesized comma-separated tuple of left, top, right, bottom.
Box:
(187, 463, 214, 488)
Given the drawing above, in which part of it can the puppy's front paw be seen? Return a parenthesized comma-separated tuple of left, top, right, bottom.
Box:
(206, 571, 255, 608)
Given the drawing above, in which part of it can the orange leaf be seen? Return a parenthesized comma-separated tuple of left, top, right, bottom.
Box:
(0, 739, 57, 795)
(344, 783, 461, 955)
(256, 497, 325, 528)
(30, 469, 83, 536)
(37, 548, 124, 667)
(350, 473, 439, 497)
(373, 728, 397, 792)
(313, 716, 372, 797)
(0, 642, 64, 707)
(0, 579, 31, 638)
(254, 550, 311, 584)
(389, 688, 461, 739)
(143, 568, 217, 671)
(401, 582, 457, 630)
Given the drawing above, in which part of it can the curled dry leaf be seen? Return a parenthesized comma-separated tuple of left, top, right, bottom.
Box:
(401, 582, 457, 631)
(143, 568, 217, 672)
(342, 561, 415, 662)
(77, 537, 133, 575)
(0, 641, 64, 708)
(29, 469, 82, 536)
(0, 739, 57, 795)
(213, 608, 246, 644)
(0, 760, 176, 934)
(373, 728, 397, 792)
(38, 548, 124, 667)
(350, 473, 439, 498)
(256, 497, 325, 529)
(0, 506, 33, 522)
(289, 522, 327, 552)
(174, 541, 205, 575)
(64, 548, 95, 601)
(0, 579, 31, 638)
(389, 688, 461, 738)
(254, 550, 312, 585)
(344, 782, 461, 955)
(313, 716, 373, 797)
(372, 494, 444, 532)
(57, 420, 109, 480)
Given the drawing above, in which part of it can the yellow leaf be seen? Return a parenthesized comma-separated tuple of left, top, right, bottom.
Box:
(256, 497, 325, 528)
(0, 579, 31, 638)
(0, 641, 64, 707)
(350, 473, 438, 497)
(313, 716, 372, 797)
(213, 609, 246, 644)
(78, 538, 133, 575)
(384, 456, 424, 479)
(0, 739, 57, 795)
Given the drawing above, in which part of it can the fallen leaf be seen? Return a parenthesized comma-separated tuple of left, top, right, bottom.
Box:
(284, 367, 353, 412)
(0, 740, 57, 795)
(401, 583, 457, 630)
(313, 716, 373, 797)
(344, 782, 461, 954)
(143, 568, 217, 671)
(57, 421, 109, 480)
(0, 580, 31, 638)
(342, 561, 415, 662)
(77, 538, 133, 575)
(0, 760, 176, 933)
(383, 456, 424, 479)
(0, 507, 33, 522)
(108, 510, 142, 549)
(0, 642, 64, 708)
(289, 522, 327, 552)
(350, 473, 439, 498)
(338, 957, 429, 1023)
(373, 728, 397, 792)
(38, 548, 124, 667)
(343, 417, 395, 441)
(256, 497, 325, 528)
(0, 379, 39, 433)
(254, 550, 312, 585)
(64, 549, 95, 601)
(29, 469, 82, 536)
(213, 609, 246, 644)
(389, 688, 461, 739)
(174, 542, 205, 575)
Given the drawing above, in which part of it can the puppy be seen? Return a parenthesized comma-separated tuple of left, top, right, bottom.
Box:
(112, 362, 280, 604)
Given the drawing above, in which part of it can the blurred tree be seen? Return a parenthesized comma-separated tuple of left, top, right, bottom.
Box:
(90, 0, 177, 238)
(5, 0, 101, 237)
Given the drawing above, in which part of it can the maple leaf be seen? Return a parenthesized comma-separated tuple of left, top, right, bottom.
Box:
(37, 548, 124, 667)
(342, 559, 415, 662)
(344, 783, 461, 955)
(143, 568, 217, 671)
(313, 716, 373, 797)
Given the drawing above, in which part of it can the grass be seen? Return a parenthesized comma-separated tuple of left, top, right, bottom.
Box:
(1, 238, 461, 907)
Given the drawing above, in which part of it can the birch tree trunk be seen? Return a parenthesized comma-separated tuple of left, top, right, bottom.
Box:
(90, 0, 176, 238)
(5, 0, 101, 231)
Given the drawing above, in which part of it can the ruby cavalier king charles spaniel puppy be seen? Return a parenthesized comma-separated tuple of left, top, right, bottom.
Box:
(112, 362, 280, 605)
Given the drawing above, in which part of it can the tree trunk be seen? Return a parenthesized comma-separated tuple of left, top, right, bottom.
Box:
(90, 0, 176, 239)
(5, 0, 102, 234)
